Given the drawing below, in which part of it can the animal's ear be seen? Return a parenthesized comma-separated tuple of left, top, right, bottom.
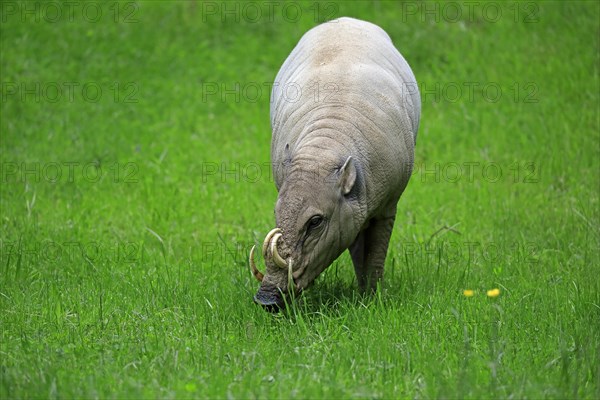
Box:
(277, 144, 292, 186)
(338, 156, 356, 195)
(283, 144, 292, 166)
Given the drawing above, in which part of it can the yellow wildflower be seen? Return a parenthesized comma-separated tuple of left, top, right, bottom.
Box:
(463, 289, 475, 297)
(487, 288, 501, 297)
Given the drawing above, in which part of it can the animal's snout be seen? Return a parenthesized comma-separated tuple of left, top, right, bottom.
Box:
(253, 287, 285, 312)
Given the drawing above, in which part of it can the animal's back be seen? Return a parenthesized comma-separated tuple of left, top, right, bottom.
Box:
(270, 17, 420, 208)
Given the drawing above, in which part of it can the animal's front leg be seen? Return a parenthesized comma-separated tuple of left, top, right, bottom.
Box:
(350, 205, 397, 292)
(349, 229, 367, 291)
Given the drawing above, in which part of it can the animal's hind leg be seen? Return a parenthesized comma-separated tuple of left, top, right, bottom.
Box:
(350, 205, 397, 292)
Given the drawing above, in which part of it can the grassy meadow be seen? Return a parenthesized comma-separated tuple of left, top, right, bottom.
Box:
(1, 1, 599, 398)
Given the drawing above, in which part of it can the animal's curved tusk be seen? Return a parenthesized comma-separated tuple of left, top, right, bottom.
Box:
(270, 233, 288, 269)
(249, 245, 264, 282)
(251, 228, 289, 283)
(292, 264, 306, 279)
(262, 228, 282, 259)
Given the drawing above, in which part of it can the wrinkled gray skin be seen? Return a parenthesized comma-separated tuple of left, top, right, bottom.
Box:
(255, 17, 421, 310)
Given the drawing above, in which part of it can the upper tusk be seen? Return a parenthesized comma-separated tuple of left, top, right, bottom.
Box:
(270, 233, 288, 269)
(249, 245, 264, 282)
(262, 228, 282, 258)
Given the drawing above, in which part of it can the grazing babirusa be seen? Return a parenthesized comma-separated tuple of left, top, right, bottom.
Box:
(250, 17, 421, 311)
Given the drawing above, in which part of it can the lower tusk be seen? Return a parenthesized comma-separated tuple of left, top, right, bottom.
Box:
(270, 233, 288, 269)
(287, 258, 294, 293)
(292, 264, 306, 279)
(249, 245, 264, 282)
(262, 228, 282, 258)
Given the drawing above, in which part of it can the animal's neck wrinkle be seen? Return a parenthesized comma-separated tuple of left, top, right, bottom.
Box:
(294, 127, 357, 161)
(291, 147, 340, 178)
(302, 111, 363, 139)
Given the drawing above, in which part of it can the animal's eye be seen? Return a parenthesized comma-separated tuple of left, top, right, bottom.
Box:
(307, 215, 324, 231)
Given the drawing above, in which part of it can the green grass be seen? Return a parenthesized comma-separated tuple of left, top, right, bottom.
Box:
(1, 0, 599, 398)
